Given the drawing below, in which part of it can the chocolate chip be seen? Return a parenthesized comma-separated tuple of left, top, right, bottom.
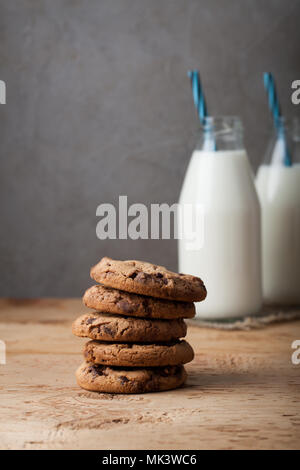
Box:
(154, 272, 168, 284)
(129, 271, 138, 279)
(96, 324, 115, 337)
(86, 317, 95, 325)
(119, 375, 129, 385)
(103, 325, 114, 336)
(135, 272, 151, 283)
(88, 365, 104, 377)
(117, 300, 134, 313)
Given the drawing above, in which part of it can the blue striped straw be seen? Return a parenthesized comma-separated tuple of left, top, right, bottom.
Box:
(188, 70, 216, 150)
(188, 70, 208, 125)
(263, 72, 292, 166)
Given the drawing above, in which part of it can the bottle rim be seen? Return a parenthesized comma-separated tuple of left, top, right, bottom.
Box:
(201, 116, 243, 135)
(268, 115, 300, 128)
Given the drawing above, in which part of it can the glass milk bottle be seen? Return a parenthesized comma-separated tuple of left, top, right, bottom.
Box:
(178, 117, 262, 319)
(255, 117, 300, 306)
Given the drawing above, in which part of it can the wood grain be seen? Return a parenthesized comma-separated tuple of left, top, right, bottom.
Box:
(0, 298, 300, 450)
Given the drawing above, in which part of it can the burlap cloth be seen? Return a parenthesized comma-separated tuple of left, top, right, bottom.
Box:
(187, 306, 300, 330)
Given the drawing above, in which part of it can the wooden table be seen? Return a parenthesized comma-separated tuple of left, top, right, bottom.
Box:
(1, 298, 300, 450)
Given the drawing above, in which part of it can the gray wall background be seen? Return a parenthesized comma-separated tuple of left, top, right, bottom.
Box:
(0, 0, 300, 297)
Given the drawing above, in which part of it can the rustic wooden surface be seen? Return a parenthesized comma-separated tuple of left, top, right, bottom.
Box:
(0, 298, 300, 450)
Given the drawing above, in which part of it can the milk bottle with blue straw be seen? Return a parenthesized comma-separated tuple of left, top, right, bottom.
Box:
(255, 74, 300, 306)
(178, 70, 262, 319)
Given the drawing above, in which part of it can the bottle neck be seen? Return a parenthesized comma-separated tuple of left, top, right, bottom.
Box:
(265, 117, 300, 166)
(196, 116, 244, 151)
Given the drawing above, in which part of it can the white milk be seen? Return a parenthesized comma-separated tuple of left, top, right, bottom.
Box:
(255, 164, 300, 305)
(178, 149, 262, 319)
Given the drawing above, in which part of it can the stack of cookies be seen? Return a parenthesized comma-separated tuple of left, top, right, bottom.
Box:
(72, 257, 206, 394)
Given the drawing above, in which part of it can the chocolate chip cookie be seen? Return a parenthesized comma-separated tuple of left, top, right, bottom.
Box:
(90, 257, 207, 302)
(83, 285, 195, 319)
(76, 362, 187, 394)
(84, 340, 194, 367)
(72, 312, 187, 342)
